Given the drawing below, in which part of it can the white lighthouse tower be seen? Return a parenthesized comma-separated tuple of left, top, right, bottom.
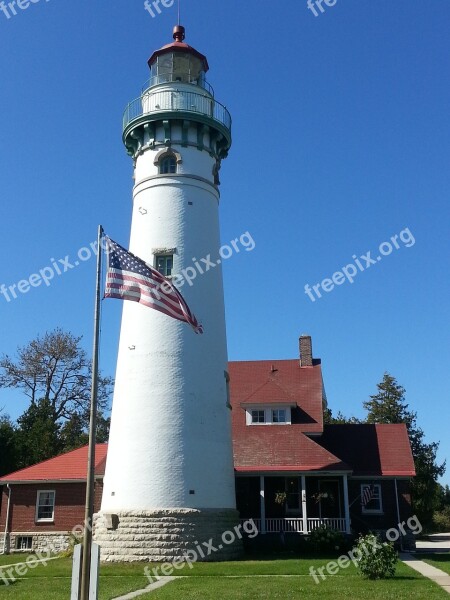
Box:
(94, 26, 241, 562)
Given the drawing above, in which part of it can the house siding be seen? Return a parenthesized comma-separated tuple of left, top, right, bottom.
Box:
(0, 480, 103, 553)
(348, 479, 413, 533)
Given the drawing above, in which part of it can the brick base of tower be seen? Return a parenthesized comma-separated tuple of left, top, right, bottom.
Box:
(93, 509, 243, 563)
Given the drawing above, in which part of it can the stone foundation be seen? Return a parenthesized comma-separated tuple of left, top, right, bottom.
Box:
(0, 532, 70, 554)
(93, 508, 243, 563)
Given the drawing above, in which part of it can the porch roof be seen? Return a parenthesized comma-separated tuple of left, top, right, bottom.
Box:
(318, 424, 416, 477)
(233, 428, 351, 472)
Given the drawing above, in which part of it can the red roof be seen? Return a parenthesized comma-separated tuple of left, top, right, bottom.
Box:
(318, 424, 416, 477)
(229, 359, 324, 434)
(0, 361, 416, 481)
(233, 427, 350, 472)
(0, 444, 107, 483)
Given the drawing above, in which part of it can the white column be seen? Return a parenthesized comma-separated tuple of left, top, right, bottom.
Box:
(301, 475, 308, 534)
(343, 474, 351, 534)
(260, 476, 266, 535)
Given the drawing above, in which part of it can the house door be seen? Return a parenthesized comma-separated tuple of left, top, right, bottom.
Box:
(319, 480, 341, 518)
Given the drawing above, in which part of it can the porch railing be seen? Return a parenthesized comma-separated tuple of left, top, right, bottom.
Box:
(240, 518, 347, 534)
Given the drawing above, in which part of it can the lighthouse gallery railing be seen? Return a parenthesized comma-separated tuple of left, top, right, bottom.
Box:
(123, 89, 231, 132)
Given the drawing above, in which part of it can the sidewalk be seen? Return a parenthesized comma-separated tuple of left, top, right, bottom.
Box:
(401, 553, 450, 595)
(112, 576, 176, 600)
(416, 533, 450, 553)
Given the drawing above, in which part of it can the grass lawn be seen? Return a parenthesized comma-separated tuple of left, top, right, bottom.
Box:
(0, 553, 448, 599)
(0, 556, 148, 600)
(417, 553, 450, 576)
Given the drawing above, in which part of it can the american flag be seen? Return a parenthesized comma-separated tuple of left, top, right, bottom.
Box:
(104, 236, 203, 334)
(362, 484, 375, 506)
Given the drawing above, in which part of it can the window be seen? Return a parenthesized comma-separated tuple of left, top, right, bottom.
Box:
(155, 255, 173, 277)
(16, 536, 32, 551)
(36, 490, 56, 522)
(361, 484, 383, 514)
(246, 407, 291, 425)
(272, 409, 286, 423)
(159, 155, 177, 174)
(251, 410, 265, 424)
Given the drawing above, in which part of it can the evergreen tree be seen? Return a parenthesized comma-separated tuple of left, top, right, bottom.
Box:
(16, 398, 61, 468)
(0, 413, 18, 475)
(364, 373, 445, 527)
(324, 407, 362, 424)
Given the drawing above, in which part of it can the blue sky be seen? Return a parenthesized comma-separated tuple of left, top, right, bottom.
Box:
(0, 1, 449, 484)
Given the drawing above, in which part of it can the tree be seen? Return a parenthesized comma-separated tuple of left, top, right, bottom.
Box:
(59, 412, 111, 451)
(0, 412, 18, 476)
(364, 373, 446, 527)
(324, 407, 362, 424)
(16, 398, 61, 467)
(0, 328, 113, 427)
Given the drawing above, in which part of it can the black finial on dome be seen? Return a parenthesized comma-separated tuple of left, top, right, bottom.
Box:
(173, 25, 185, 42)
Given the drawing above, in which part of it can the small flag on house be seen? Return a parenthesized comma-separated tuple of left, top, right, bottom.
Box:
(104, 236, 203, 334)
(361, 484, 375, 507)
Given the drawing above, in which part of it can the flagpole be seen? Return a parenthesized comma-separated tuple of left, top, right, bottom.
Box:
(80, 224, 104, 600)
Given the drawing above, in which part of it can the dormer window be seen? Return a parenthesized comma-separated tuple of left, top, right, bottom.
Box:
(246, 406, 291, 426)
(272, 409, 286, 423)
(251, 410, 265, 424)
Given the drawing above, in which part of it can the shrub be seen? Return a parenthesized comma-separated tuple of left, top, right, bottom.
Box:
(59, 532, 83, 558)
(353, 533, 398, 579)
(308, 525, 346, 553)
(433, 507, 450, 532)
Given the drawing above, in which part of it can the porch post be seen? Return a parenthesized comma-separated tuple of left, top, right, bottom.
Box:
(301, 475, 308, 534)
(343, 474, 351, 534)
(260, 475, 266, 534)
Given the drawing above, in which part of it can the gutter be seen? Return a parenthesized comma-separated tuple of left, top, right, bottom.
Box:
(1, 484, 12, 555)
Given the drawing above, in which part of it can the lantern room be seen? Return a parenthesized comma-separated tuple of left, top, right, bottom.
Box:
(147, 25, 211, 92)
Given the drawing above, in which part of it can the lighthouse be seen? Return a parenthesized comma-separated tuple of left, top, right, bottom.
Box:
(94, 26, 241, 562)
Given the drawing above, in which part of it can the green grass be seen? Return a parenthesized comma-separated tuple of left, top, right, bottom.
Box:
(0, 553, 448, 599)
(0, 557, 148, 600)
(140, 558, 450, 599)
(417, 553, 450, 576)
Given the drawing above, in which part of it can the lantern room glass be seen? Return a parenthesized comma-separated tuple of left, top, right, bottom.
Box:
(150, 53, 207, 89)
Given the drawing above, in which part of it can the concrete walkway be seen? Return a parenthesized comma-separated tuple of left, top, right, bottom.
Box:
(112, 576, 176, 600)
(401, 553, 450, 595)
(416, 533, 450, 553)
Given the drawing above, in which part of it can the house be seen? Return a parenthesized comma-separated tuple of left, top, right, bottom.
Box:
(0, 335, 416, 553)
(0, 445, 106, 554)
(230, 336, 415, 540)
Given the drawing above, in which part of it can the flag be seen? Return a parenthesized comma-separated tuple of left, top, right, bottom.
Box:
(104, 236, 203, 334)
(361, 484, 375, 506)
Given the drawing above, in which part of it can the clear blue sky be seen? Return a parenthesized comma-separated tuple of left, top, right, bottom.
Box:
(0, 1, 449, 484)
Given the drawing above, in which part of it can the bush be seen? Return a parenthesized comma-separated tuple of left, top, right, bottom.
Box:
(353, 533, 398, 579)
(308, 525, 346, 553)
(59, 532, 82, 558)
(433, 507, 450, 532)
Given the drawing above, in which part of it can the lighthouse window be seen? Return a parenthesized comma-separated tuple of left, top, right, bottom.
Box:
(156, 255, 173, 277)
(159, 155, 177, 174)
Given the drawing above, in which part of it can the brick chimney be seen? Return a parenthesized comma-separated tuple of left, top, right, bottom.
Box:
(299, 334, 313, 367)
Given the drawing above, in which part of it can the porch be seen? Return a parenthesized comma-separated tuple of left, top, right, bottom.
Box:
(240, 517, 347, 534)
(236, 474, 352, 535)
